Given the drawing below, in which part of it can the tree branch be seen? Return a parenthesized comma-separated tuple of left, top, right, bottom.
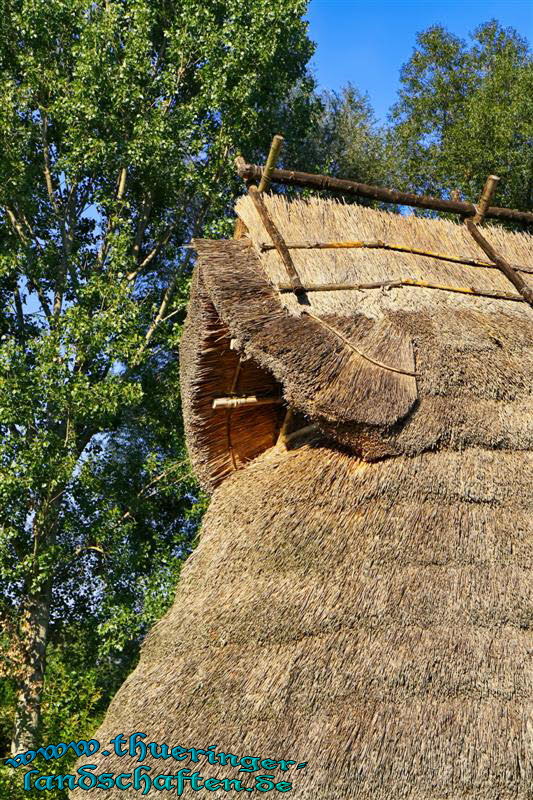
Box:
(117, 460, 186, 524)
(31, 282, 53, 321)
(41, 113, 59, 214)
(127, 219, 178, 281)
(4, 206, 53, 320)
(41, 112, 72, 318)
(139, 201, 211, 354)
(4, 206, 29, 244)
(132, 196, 153, 264)
(116, 166, 127, 202)
(97, 167, 128, 267)
(13, 286, 26, 349)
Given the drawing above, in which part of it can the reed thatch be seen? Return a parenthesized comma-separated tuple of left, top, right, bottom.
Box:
(71, 195, 532, 799)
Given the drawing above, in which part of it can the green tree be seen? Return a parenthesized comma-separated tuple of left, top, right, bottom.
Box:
(308, 84, 389, 186)
(0, 0, 315, 769)
(390, 21, 533, 209)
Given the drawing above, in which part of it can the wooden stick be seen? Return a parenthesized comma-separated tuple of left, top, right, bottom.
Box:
(278, 278, 525, 303)
(235, 155, 247, 174)
(463, 173, 533, 306)
(464, 219, 533, 306)
(234, 135, 284, 237)
(233, 156, 250, 240)
(276, 408, 294, 447)
(236, 161, 533, 226)
(473, 175, 500, 224)
(279, 280, 401, 292)
(233, 219, 248, 239)
(260, 239, 533, 274)
(213, 395, 283, 410)
(248, 185, 307, 301)
(257, 135, 284, 193)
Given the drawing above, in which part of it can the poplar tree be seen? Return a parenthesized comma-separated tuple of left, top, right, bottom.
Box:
(0, 0, 315, 759)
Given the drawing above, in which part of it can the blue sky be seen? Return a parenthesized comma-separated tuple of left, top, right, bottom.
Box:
(306, 0, 533, 122)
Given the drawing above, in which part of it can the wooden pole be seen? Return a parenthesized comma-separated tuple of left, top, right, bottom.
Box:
(233, 156, 252, 239)
(236, 161, 533, 226)
(257, 135, 284, 193)
(284, 423, 320, 446)
(464, 219, 533, 306)
(258, 239, 533, 274)
(462, 174, 533, 308)
(248, 185, 307, 301)
(473, 175, 500, 224)
(276, 408, 294, 447)
(213, 395, 283, 410)
(234, 136, 284, 238)
(277, 278, 525, 302)
(235, 155, 248, 178)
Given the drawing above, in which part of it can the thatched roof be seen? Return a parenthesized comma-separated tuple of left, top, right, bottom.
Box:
(182, 195, 532, 489)
(71, 195, 532, 799)
(72, 443, 532, 800)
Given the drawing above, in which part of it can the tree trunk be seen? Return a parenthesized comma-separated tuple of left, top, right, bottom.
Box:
(11, 583, 52, 755)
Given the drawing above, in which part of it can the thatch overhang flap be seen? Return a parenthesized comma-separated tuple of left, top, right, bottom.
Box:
(182, 239, 417, 490)
(181, 196, 532, 490)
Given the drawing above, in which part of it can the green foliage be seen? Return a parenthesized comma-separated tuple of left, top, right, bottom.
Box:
(306, 84, 389, 185)
(390, 21, 533, 209)
(0, 627, 111, 798)
(0, 0, 317, 775)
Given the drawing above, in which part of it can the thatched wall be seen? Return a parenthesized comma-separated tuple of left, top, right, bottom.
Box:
(180, 263, 283, 487)
(71, 440, 532, 798)
(71, 196, 532, 799)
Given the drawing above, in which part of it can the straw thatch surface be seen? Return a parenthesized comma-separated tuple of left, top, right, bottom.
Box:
(72, 196, 532, 799)
(235, 195, 533, 318)
(72, 441, 532, 799)
(180, 264, 283, 487)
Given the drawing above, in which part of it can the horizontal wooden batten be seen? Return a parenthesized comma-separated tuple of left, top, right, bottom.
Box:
(277, 279, 525, 303)
(259, 239, 533, 274)
(236, 161, 533, 226)
(212, 395, 283, 410)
